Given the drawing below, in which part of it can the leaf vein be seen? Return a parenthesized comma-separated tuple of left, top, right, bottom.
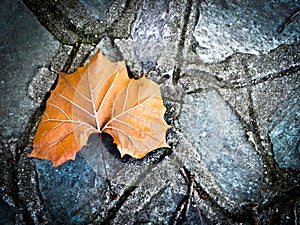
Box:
(41, 123, 90, 149)
(104, 94, 157, 129)
(106, 119, 161, 143)
(97, 70, 121, 114)
(56, 93, 95, 119)
(60, 75, 92, 103)
(48, 103, 71, 120)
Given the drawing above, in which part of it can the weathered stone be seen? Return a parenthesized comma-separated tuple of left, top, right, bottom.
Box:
(67, 43, 95, 73)
(116, 0, 197, 73)
(251, 71, 299, 143)
(208, 44, 300, 87)
(95, 37, 124, 62)
(193, 0, 300, 63)
(176, 90, 264, 204)
(28, 67, 56, 105)
(22, 0, 102, 44)
(269, 87, 300, 171)
(211, 44, 300, 125)
(0, 0, 60, 139)
(1, 0, 300, 224)
(79, 0, 115, 21)
(108, 157, 185, 225)
(132, 0, 171, 71)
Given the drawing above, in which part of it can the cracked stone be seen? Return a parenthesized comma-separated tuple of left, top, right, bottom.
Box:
(193, 0, 300, 63)
(176, 90, 264, 203)
(2, 0, 300, 224)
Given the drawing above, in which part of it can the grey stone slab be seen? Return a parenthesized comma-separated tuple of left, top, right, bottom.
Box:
(109, 157, 185, 225)
(2, 0, 298, 224)
(0, 0, 60, 139)
(207, 44, 300, 125)
(176, 90, 264, 203)
(251, 71, 300, 142)
(79, 0, 115, 21)
(33, 130, 174, 224)
(117, 0, 195, 73)
(32, 134, 114, 224)
(208, 44, 300, 87)
(0, 199, 16, 225)
(270, 87, 300, 171)
(34, 155, 103, 224)
(132, 0, 171, 71)
(194, 0, 300, 63)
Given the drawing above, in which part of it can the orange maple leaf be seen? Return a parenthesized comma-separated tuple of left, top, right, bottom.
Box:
(29, 50, 171, 167)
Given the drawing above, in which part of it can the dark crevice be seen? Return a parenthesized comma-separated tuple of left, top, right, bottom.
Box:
(97, 182, 139, 223)
(173, 0, 195, 84)
(172, 166, 254, 224)
(95, 141, 173, 223)
(278, 8, 300, 33)
(186, 87, 203, 95)
(251, 64, 300, 85)
(134, 185, 169, 224)
(14, 115, 48, 224)
(97, 185, 138, 224)
(258, 185, 300, 224)
(62, 44, 82, 73)
(247, 89, 278, 172)
(219, 64, 300, 89)
(172, 67, 182, 84)
(168, 152, 252, 224)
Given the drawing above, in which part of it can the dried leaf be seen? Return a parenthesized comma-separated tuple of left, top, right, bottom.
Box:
(29, 50, 170, 167)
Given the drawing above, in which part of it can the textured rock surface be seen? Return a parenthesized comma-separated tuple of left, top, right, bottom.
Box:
(193, 0, 300, 63)
(177, 90, 263, 203)
(1, 0, 300, 224)
(132, 0, 171, 71)
(0, 0, 60, 139)
(79, 0, 115, 21)
(269, 87, 300, 171)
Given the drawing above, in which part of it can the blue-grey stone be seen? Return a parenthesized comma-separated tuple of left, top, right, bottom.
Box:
(270, 87, 300, 171)
(33, 133, 133, 224)
(0, 199, 16, 225)
(0, 0, 59, 139)
(79, 0, 114, 21)
(132, 0, 170, 71)
(34, 152, 105, 224)
(194, 0, 300, 63)
(177, 90, 264, 202)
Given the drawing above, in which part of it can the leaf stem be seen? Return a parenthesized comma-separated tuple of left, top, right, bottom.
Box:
(98, 133, 117, 200)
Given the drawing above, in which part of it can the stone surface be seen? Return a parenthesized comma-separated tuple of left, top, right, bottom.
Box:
(79, 0, 115, 21)
(193, 0, 300, 63)
(132, 0, 171, 71)
(177, 90, 263, 202)
(0, 199, 17, 225)
(1, 0, 300, 224)
(0, 0, 60, 139)
(269, 87, 300, 171)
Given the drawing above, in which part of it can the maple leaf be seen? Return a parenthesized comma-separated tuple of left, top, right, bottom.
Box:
(29, 50, 171, 167)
